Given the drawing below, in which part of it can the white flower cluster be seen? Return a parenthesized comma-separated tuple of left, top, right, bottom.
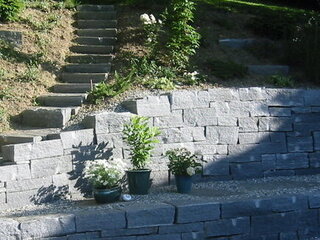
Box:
(140, 13, 162, 25)
(186, 166, 202, 176)
(184, 71, 199, 81)
(84, 158, 127, 179)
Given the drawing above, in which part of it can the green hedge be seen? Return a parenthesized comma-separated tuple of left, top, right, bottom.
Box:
(0, 0, 24, 22)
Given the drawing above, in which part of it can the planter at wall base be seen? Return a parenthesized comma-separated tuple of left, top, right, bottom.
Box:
(93, 186, 122, 204)
(127, 169, 151, 195)
(175, 175, 192, 194)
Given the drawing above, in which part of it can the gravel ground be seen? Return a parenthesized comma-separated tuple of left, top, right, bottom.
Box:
(2, 174, 320, 219)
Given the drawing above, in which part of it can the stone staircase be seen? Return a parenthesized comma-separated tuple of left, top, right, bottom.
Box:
(219, 38, 290, 76)
(0, 4, 117, 156)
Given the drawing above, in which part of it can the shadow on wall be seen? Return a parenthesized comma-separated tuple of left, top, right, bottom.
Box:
(199, 89, 320, 182)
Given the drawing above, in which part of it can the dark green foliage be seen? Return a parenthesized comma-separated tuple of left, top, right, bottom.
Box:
(206, 59, 248, 80)
(246, 12, 298, 40)
(268, 75, 295, 87)
(0, 0, 24, 22)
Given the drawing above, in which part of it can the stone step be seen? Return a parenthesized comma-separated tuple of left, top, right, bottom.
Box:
(61, 73, 108, 83)
(64, 63, 111, 73)
(20, 107, 75, 128)
(219, 38, 257, 49)
(74, 37, 117, 46)
(248, 65, 290, 76)
(70, 45, 114, 54)
(77, 11, 116, 20)
(77, 29, 117, 37)
(0, 128, 60, 151)
(54, 83, 94, 93)
(37, 94, 87, 107)
(77, 5, 115, 11)
(66, 54, 114, 63)
(77, 20, 117, 29)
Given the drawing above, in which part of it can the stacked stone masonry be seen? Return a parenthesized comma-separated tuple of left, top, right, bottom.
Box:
(1, 194, 320, 239)
(1, 88, 320, 210)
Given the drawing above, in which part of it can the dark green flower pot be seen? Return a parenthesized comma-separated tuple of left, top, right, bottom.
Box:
(175, 175, 192, 194)
(93, 186, 122, 204)
(126, 169, 151, 195)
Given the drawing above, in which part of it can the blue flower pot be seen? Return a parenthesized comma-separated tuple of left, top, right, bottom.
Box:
(175, 175, 192, 194)
(93, 186, 122, 204)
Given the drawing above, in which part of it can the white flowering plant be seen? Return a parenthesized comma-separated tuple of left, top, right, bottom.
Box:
(84, 159, 125, 189)
(140, 13, 163, 54)
(166, 148, 202, 176)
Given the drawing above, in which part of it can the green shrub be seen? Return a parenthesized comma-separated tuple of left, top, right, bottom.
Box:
(162, 0, 201, 69)
(0, 0, 24, 22)
(268, 75, 295, 87)
(206, 59, 248, 80)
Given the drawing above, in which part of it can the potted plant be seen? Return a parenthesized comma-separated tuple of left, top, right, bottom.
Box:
(165, 148, 202, 194)
(123, 116, 161, 195)
(84, 160, 124, 203)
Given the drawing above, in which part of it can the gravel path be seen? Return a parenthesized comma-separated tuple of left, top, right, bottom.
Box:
(2, 174, 320, 219)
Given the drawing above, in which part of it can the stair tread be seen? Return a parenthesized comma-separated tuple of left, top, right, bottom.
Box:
(38, 93, 88, 97)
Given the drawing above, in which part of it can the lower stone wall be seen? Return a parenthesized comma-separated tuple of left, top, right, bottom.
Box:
(2, 194, 320, 240)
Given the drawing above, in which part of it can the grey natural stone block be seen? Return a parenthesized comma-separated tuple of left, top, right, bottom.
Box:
(276, 153, 309, 169)
(227, 102, 251, 117)
(294, 113, 320, 123)
(168, 200, 220, 223)
(287, 137, 313, 153)
(258, 117, 293, 132)
(184, 108, 218, 126)
(0, 164, 31, 181)
(103, 236, 137, 240)
(31, 155, 73, 178)
(0, 30, 22, 46)
(102, 227, 158, 237)
(280, 232, 298, 240)
(309, 152, 320, 168)
(238, 132, 270, 144)
(92, 112, 133, 134)
(206, 126, 239, 144)
(137, 234, 181, 240)
(239, 87, 267, 101)
(270, 132, 286, 143)
(75, 209, 126, 232)
(308, 194, 320, 208)
(264, 170, 295, 177)
(181, 232, 205, 240)
(159, 223, 203, 234)
(171, 90, 210, 110)
(60, 129, 95, 149)
(249, 102, 270, 117)
(195, 144, 228, 155)
(6, 189, 42, 208)
(154, 111, 184, 128)
(269, 107, 292, 117)
(238, 117, 258, 132)
(208, 88, 239, 102)
(124, 95, 171, 116)
(202, 155, 229, 176)
(261, 154, 276, 170)
(292, 107, 311, 113)
(161, 127, 205, 143)
(314, 132, 320, 151)
(219, 38, 256, 49)
(251, 212, 297, 234)
(293, 123, 320, 137)
(6, 176, 52, 193)
(21, 214, 76, 238)
(0, 218, 21, 239)
(266, 89, 304, 107)
(163, 143, 195, 155)
(2, 139, 64, 163)
(124, 203, 175, 228)
(67, 232, 100, 240)
(205, 217, 250, 237)
(96, 133, 123, 148)
(230, 162, 263, 179)
(228, 144, 261, 163)
(218, 117, 238, 126)
(0, 192, 5, 204)
(304, 89, 320, 106)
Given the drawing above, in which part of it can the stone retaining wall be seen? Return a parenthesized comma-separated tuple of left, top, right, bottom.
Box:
(1, 87, 320, 210)
(2, 193, 320, 239)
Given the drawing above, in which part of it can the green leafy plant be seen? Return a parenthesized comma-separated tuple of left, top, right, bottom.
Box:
(166, 148, 202, 176)
(162, 0, 201, 69)
(206, 59, 248, 80)
(123, 116, 161, 170)
(84, 160, 124, 189)
(19, 66, 40, 82)
(268, 75, 295, 87)
(0, 0, 24, 22)
(0, 87, 13, 100)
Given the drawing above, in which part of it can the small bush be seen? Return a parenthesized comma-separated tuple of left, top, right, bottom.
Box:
(0, 0, 24, 22)
(268, 75, 295, 87)
(206, 59, 248, 80)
